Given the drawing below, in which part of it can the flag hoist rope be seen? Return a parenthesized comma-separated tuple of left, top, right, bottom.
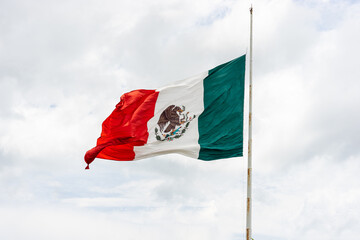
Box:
(246, 5, 253, 240)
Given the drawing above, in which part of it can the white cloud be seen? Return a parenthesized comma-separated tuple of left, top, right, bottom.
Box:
(1, 0, 360, 239)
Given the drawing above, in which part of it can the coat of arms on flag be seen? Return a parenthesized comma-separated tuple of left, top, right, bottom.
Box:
(155, 105, 196, 142)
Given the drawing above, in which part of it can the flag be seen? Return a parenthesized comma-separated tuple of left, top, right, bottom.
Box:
(85, 55, 246, 169)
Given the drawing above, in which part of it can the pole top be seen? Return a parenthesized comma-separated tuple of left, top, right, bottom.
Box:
(250, 5, 253, 14)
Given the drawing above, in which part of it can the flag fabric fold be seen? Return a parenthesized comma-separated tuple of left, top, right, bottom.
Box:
(85, 55, 246, 168)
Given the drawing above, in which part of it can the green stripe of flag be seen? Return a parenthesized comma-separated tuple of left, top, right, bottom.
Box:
(198, 55, 246, 160)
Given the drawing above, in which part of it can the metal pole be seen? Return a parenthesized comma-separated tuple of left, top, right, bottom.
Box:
(246, 5, 253, 240)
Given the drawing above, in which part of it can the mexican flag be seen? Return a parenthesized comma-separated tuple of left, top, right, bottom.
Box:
(85, 55, 246, 169)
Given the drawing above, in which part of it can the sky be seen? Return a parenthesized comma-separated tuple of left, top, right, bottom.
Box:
(1, 0, 360, 239)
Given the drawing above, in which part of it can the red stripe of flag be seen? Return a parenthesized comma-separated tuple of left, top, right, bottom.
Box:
(84, 89, 159, 169)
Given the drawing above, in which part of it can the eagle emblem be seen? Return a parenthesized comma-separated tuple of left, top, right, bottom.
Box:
(155, 105, 196, 141)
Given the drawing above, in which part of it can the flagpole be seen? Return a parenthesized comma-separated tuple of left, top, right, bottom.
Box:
(246, 5, 253, 240)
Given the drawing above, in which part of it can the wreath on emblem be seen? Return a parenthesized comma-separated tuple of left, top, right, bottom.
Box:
(155, 105, 196, 141)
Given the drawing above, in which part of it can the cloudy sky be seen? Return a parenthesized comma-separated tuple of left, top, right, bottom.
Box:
(1, 0, 360, 239)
